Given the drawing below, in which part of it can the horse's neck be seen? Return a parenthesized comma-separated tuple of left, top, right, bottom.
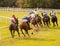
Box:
(16, 19, 19, 26)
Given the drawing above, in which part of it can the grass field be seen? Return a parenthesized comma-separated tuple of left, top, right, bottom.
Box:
(0, 10, 60, 46)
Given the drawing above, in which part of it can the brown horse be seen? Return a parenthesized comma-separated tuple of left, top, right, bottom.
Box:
(30, 18, 37, 26)
(28, 16, 41, 32)
(29, 15, 42, 27)
(35, 15, 43, 27)
(9, 18, 20, 38)
(19, 21, 32, 37)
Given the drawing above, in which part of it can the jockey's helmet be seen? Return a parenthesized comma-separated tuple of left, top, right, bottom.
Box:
(23, 16, 28, 19)
(12, 15, 16, 18)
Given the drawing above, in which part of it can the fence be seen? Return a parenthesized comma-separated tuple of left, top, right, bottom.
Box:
(0, 7, 60, 12)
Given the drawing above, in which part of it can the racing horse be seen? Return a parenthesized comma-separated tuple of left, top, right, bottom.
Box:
(51, 16, 58, 27)
(43, 15, 50, 27)
(9, 18, 20, 38)
(19, 20, 32, 37)
(28, 16, 39, 30)
(28, 15, 42, 31)
(35, 15, 43, 27)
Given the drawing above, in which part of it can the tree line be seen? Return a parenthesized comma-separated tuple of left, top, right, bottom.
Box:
(0, 0, 60, 9)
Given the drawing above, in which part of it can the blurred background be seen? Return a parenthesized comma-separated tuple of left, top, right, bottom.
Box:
(0, 0, 60, 9)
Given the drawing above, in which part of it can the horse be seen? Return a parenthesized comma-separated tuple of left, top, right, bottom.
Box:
(43, 15, 50, 27)
(9, 18, 20, 38)
(35, 15, 43, 27)
(19, 21, 32, 37)
(28, 17, 40, 31)
(28, 15, 42, 31)
(51, 16, 58, 27)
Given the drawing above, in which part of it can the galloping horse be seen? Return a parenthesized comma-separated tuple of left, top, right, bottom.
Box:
(51, 16, 58, 27)
(19, 21, 32, 37)
(28, 16, 39, 31)
(35, 15, 43, 27)
(43, 16, 50, 27)
(28, 15, 42, 31)
(9, 18, 20, 38)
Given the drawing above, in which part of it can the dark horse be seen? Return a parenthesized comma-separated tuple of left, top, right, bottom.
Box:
(43, 15, 50, 27)
(9, 18, 20, 38)
(51, 16, 58, 27)
(19, 21, 32, 37)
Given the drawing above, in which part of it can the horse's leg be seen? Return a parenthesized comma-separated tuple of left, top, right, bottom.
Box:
(36, 24, 39, 31)
(12, 30, 15, 38)
(56, 20, 58, 26)
(43, 22, 45, 26)
(49, 19, 51, 25)
(43, 19, 45, 26)
(56, 18, 58, 26)
(53, 22, 55, 27)
(36, 24, 39, 28)
(16, 29, 20, 37)
(10, 30, 13, 38)
(47, 22, 49, 27)
(21, 29, 25, 37)
(25, 30, 30, 37)
(34, 24, 39, 32)
(41, 21, 43, 27)
(39, 22, 43, 27)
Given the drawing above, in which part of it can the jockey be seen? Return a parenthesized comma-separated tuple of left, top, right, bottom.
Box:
(10, 15, 17, 25)
(50, 10, 56, 17)
(29, 12, 35, 19)
(22, 16, 29, 22)
(33, 8, 39, 16)
(41, 10, 47, 17)
(22, 16, 30, 27)
(29, 10, 33, 14)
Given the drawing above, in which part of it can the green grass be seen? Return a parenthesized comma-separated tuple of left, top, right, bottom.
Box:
(0, 11, 60, 46)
